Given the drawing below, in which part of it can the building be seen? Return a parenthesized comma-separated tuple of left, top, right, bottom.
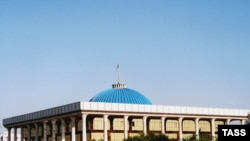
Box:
(0, 130, 21, 141)
(2, 79, 250, 141)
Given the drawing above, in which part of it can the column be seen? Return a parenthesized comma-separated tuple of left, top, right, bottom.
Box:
(195, 118, 199, 140)
(61, 120, 65, 141)
(20, 127, 23, 141)
(103, 115, 108, 141)
(211, 118, 215, 140)
(124, 115, 128, 139)
(35, 123, 38, 141)
(82, 114, 87, 141)
(226, 119, 231, 125)
(7, 128, 11, 141)
(241, 119, 246, 125)
(143, 116, 147, 135)
(161, 117, 165, 134)
(70, 117, 76, 141)
(27, 125, 30, 141)
(178, 117, 183, 141)
(14, 128, 17, 141)
(52, 120, 57, 141)
(43, 121, 48, 141)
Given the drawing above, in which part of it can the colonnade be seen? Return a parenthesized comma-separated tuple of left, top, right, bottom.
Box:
(6, 113, 246, 141)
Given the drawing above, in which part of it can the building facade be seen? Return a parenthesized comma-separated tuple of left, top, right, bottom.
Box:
(3, 82, 250, 141)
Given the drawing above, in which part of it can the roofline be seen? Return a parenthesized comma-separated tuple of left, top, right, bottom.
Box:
(3, 101, 250, 126)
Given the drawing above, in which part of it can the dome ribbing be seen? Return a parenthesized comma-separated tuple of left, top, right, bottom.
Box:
(89, 83, 152, 105)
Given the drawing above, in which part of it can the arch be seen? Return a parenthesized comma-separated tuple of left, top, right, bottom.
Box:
(230, 120, 241, 125)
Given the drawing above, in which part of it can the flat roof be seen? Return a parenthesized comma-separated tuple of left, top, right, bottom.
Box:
(3, 101, 250, 127)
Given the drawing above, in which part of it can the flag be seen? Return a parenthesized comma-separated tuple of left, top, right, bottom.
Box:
(117, 64, 119, 70)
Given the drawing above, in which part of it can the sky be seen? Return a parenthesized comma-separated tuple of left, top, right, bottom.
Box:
(0, 0, 250, 131)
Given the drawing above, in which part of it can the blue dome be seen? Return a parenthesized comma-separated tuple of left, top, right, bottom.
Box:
(89, 84, 152, 105)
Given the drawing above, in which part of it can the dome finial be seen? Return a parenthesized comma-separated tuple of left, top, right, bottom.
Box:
(112, 64, 126, 88)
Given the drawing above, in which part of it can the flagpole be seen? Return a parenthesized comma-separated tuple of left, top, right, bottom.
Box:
(116, 64, 120, 84)
(117, 64, 120, 83)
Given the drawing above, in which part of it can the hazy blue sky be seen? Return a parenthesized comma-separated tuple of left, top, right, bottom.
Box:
(1, 0, 250, 130)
